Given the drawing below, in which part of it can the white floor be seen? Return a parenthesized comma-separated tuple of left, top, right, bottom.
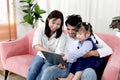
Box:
(0, 74, 3, 80)
(0, 73, 26, 80)
(0, 72, 120, 80)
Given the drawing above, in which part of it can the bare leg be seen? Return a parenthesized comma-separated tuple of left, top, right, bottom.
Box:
(72, 71, 82, 80)
(58, 73, 74, 80)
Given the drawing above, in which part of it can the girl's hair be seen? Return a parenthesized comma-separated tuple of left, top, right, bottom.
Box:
(45, 10, 64, 38)
(75, 22, 98, 44)
(65, 15, 82, 27)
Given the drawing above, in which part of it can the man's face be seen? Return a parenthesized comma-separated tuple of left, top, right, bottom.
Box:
(66, 24, 76, 38)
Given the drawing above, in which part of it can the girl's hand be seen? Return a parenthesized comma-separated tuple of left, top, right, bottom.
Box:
(62, 56, 67, 61)
(57, 63, 66, 68)
(61, 53, 65, 56)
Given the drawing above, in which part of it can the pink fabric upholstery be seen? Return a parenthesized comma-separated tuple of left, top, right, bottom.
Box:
(0, 29, 37, 77)
(0, 42, 5, 71)
(0, 30, 120, 79)
(0, 58, 4, 70)
(96, 33, 120, 80)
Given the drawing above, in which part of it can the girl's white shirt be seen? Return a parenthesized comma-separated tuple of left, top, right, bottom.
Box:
(32, 26, 66, 58)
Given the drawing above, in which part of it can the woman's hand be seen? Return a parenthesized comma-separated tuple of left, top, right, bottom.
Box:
(34, 44, 48, 51)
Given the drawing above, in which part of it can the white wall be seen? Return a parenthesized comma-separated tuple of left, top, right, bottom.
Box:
(15, 0, 32, 38)
(38, 0, 120, 34)
(15, 0, 120, 38)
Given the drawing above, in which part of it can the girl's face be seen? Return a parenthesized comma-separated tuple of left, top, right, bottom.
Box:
(76, 31, 86, 42)
(48, 18, 62, 32)
(76, 26, 90, 42)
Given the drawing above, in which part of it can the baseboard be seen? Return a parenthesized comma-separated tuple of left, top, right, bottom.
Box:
(0, 70, 5, 75)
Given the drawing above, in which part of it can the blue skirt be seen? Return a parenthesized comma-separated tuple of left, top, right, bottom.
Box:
(70, 57, 105, 78)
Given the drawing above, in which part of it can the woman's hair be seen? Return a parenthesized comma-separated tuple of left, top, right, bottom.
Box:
(75, 22, 98, 44)
(45, 10, 64, 38)
(65, 15, 82, 27)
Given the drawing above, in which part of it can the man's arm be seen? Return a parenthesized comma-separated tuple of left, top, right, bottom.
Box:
(83, 50, 99, 58)
(84, 34, 113, 58)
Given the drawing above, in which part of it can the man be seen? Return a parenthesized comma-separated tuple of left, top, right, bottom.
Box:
(41, 15, 112, 80)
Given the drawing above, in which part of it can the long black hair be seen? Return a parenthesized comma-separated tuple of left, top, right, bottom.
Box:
(75, 22, 98, 44)
(45, 10, 64, 38)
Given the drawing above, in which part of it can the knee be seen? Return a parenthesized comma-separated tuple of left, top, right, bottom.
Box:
(28, 66, 39, 74)
(44, 67, 54, 73)
(29, 59, 44, 72)
(43, 66, 59, 76)
(81, 68, 97, 80)
(84, 68, 96, 74)
(29, 62, 43, 74)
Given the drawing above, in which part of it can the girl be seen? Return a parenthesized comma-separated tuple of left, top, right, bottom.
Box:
(60, 22, 105, 80)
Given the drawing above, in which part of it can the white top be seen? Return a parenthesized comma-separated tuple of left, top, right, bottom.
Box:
(64, 34, 112, 63)
(32, 26, 66, 58)
(93, 34, 112, 57)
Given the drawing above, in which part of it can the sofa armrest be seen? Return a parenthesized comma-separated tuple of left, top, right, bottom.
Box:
(0, 36, 29, 65)
(102, 53, 120, 80)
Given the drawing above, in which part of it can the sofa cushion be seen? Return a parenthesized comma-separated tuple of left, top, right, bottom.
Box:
(5, 54, 34, 77)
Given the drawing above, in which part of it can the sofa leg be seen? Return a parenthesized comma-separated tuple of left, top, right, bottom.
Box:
(4, 70, 9, 80)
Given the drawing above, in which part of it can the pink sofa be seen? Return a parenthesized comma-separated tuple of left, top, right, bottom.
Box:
(0, 55, 4, 71)
(96, 33, 120, 80)
(0, 29, 37, 79)
(0, 56, 4, 73)
(0, 29, 120, 80)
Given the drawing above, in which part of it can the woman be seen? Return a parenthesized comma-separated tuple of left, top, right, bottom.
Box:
(27, 10, 66, 80)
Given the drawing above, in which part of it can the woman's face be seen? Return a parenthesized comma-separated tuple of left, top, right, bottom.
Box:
(48, 18, 62, 32)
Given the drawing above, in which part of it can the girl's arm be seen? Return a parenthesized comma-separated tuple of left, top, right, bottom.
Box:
(65, 40, 93, 62)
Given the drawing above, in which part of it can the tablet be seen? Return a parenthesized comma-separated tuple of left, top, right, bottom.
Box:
(41, 51, 65, 65)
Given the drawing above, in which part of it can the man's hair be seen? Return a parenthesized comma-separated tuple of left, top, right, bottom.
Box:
(65, 15, 82, 27)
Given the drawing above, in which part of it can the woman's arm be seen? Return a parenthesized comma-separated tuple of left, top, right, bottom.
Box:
(55, 32, 67, 54)
(32, 27, 48, 52)
(33, 44, 48, 51)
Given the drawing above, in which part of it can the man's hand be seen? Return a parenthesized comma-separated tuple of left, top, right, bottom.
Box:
(83, 50, 99, 58)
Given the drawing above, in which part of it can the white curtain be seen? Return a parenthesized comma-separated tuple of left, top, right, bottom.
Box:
(38, 0, 120, 34)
